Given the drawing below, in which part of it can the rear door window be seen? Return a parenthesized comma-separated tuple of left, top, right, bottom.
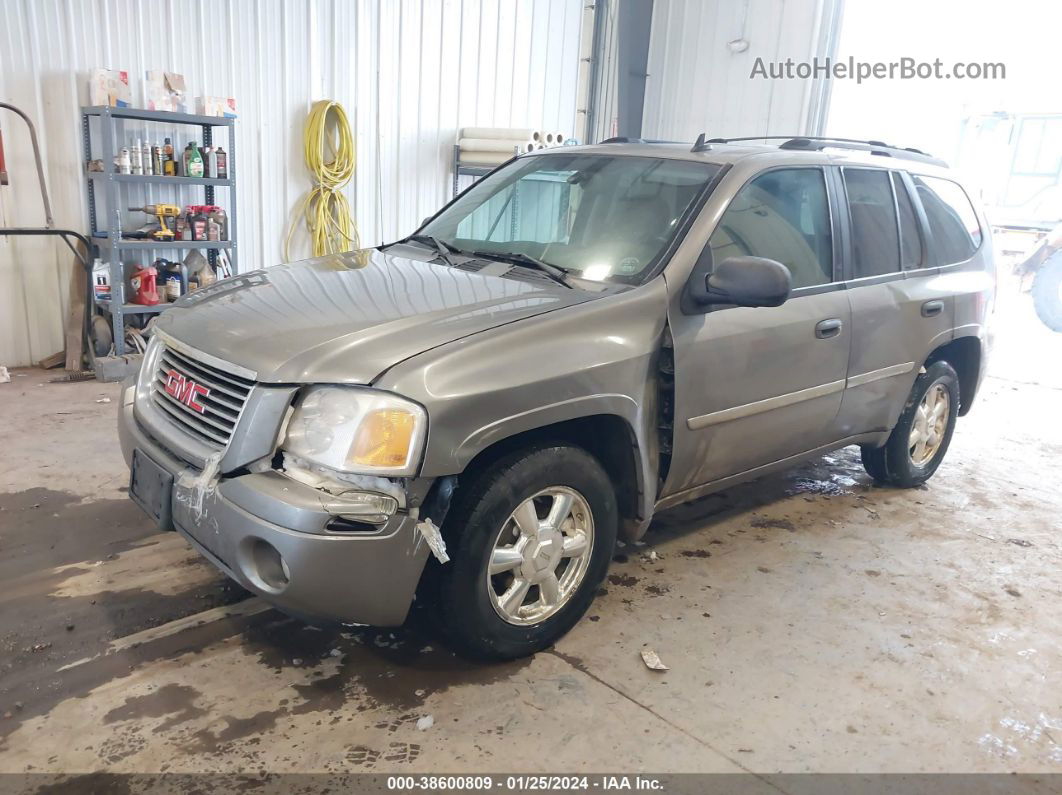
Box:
(911, 176, 982, 264)
(893, 173, 924, 270)
(708, 167, 833, 289)
(842, 168, 901, 278)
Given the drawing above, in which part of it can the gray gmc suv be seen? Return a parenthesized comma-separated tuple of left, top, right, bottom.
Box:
(119, 136, 994, 660)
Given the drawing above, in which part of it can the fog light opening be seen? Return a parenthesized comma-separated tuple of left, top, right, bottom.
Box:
(248, 538, 290, 593)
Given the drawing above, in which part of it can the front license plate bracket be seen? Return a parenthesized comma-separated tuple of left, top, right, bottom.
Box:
(130, 449, 174, 530)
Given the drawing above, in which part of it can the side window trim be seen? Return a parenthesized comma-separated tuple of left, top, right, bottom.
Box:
(825, 165, 852, 284)
(838, 165, 906, 285)
(898, 170, 942, 272)
(791, 163, 844, 296)
(891, 170, 927, 272)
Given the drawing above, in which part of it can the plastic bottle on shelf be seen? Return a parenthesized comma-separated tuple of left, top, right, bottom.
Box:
(205, 147, 218, 179)
(215, 147, 228, 179)
(162, 138, 175, 176)
(184, 142, 204, 178)
(207, 206, 228, 240)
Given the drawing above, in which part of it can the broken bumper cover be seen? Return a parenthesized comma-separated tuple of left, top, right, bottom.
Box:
(118, 382, 432, 626)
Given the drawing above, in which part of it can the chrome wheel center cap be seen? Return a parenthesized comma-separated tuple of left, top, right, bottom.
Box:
(524, 531, 562, 581)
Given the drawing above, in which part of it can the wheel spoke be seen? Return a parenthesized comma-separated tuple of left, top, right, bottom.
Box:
(512, 499, 541, 539)
(932, 401, 947, 424)
(539, 573, 561, 606)
(909, 426, 923, 448)
(561, 531, 588, 558)
(914, 438, 927, 461)
(915, 404, 928, 427)
(490, 546, 523, 575)
(498, 577, 531, 615)
(546, 492, 574, 530)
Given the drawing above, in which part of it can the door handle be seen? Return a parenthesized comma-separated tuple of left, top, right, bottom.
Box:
(815, 318, 843, 339)
(921, 300, 944, 318)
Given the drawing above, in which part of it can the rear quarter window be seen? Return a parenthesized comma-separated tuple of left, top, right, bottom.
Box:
(911, 175, 982, 265)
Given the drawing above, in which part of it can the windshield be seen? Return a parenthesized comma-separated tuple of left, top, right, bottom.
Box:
(420, 153, 719, 285)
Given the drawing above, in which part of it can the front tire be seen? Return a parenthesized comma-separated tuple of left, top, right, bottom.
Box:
(860, 361, 960, 487)
(433, 445, 617, 661)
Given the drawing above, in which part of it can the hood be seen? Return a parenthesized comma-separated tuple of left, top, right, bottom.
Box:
(153, 246, 597, 384)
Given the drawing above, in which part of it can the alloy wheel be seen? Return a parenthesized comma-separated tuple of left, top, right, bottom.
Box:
(909, 383, 950, 466)
(486, 487, 595, 626)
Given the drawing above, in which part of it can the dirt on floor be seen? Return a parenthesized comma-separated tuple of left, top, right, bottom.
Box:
(0, 275, 1059, 777)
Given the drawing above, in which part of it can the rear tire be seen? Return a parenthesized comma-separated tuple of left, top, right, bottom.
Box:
(1031, 254, 1062, 332)
(860, 361, 959, 487)
(432, 444, 617, 661)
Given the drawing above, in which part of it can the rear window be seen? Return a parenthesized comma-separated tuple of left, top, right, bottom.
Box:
(912, 176, 982, 265)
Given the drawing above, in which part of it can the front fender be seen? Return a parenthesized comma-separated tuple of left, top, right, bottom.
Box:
(375, 279, 670, 537)
(453, 393, 639, 468)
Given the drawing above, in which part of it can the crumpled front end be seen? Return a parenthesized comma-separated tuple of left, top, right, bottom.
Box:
(118, 332, 439, 626)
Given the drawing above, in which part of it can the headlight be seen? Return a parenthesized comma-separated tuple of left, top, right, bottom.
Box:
(282, 387, 427, 476)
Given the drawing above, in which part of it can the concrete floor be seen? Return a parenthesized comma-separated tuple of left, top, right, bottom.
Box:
(0, 277, 1059, 776)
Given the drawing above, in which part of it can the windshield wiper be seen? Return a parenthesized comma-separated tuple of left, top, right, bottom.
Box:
(469, 250, 573, 288)
(398, 234, 460, 266)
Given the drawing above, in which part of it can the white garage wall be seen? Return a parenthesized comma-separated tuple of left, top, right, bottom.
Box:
(640, 0, 842, 142)
(0, 0, 583, 367)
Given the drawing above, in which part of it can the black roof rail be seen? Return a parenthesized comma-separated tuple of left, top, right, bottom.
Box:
(699, 135, 947, 167)
(599, 136, 681, 144)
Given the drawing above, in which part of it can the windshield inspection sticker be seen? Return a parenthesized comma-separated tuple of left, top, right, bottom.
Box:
(617, 257, 640, 275)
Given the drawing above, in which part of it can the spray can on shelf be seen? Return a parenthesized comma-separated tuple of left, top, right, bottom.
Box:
(215, 146, 228, 179)
(151, 144, 163, 176)
(142, 141, 154, 175)
(131, 139, 143, 175)
(116, 148, 131, 175)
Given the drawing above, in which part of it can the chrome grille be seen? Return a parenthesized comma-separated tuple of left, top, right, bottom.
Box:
(150, 343, 255, 449)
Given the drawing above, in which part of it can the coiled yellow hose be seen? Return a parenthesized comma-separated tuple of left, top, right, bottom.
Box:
(284, 100, 360, 260)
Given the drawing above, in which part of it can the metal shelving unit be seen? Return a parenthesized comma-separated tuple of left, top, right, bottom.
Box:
(81, 106, 237, 355)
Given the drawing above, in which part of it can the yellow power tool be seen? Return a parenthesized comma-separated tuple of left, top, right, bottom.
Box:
(128, 203, 180, 240)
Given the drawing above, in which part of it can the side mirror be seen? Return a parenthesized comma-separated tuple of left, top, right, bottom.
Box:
(695, 256, 792, 308)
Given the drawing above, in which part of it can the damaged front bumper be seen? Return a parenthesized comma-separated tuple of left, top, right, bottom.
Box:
(117, 381, 436, 626)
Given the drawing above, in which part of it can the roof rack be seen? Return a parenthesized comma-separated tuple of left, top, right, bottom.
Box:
(701, 135, 947, 167)
(599, 136, 680, 144)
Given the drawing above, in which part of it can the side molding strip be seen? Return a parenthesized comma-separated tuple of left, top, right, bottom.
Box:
(686, 379, 846, 430)
(846, 361, 915, 388)
(685, 362, 915, 431)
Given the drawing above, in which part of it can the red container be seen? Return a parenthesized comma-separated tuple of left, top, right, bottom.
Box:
(130, 263, 160, 306)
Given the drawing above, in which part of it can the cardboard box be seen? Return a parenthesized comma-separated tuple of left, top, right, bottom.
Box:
(144, 71, 187, 112)
(88, 68, 131, 107)
(195, 96, 237, 118)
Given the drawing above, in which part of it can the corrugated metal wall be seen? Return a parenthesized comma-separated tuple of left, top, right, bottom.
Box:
(0, 0, 583, 367)
(642, 0, 841, 142)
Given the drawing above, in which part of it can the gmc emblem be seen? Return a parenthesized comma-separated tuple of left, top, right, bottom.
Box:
(163, 369, 210, 414)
